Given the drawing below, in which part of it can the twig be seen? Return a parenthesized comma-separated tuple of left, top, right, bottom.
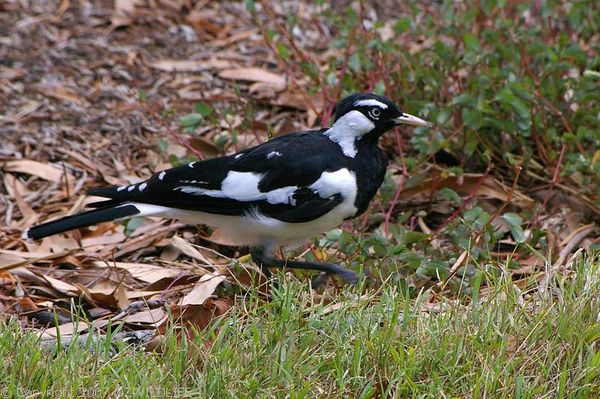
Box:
(321, 0, 364, 126)
(250, 9, 319, 117)
(540, 142, 566, 211)
(532, 143, 566, 227)
(139, 102, 205, 160)
(61, 162, 71, 200)
(430, 165, 492, 239)
(383, 128, 409, 235)
(540, 224, 596, 293)
(485, 164, 523, 229)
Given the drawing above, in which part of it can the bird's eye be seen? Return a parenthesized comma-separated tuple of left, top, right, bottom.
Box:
(368, 108, 381, 120)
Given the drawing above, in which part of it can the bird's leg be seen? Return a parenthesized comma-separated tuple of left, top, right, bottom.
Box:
(250, 248, 273, 280)
(250, 247, 359, 285)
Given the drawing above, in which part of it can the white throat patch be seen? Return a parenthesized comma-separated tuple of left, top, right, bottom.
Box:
(324, 110, 375, 158)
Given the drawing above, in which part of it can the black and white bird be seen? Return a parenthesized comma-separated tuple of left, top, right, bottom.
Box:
(22, 93, 431, 284)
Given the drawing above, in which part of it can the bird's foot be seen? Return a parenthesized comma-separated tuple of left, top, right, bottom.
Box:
(250, 248, 359, 287)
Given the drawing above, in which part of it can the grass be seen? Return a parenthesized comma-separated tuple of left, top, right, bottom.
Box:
(2, 1, 598, 398)
(1, 256, 598, 398)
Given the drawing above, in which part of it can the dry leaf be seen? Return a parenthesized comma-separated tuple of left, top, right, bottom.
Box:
(401, 174, 535, 209)
(111, 0, 145, 26)
(34, 83, 86, 105)
(170, 236, 214, 265)
(39, 320, 90, 339)
(156, 298, 231, 340)
(4, 160, 72, 183)
(219, 68, 286, 90)
(123, 308, 167, 325)
(38, 274, 80, 297)
(93, 261, 183, 284)
(150, 59, 233, 72)
(180, 274, 225, 306)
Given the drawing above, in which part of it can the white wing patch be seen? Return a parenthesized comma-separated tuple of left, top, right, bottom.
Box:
(354, 99, 388, 109)
(176, 171, 297, 205)
(267, 151, 282, 159)
(158, 171, 166, 180)
(138, 183, 147, 192)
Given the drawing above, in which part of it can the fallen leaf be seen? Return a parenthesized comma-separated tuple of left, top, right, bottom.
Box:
(219, 67, 286, 90)
(170, 236, 214, 265)
(38, 274, 80, 297)
(111, 0, 145, 26)
(4, 160, 72, 183)
(123, 308, 167, 325)
(401, 174, 535, 209)
(39, 320, 90, 339)
(93, 261, 184, 285)
(150, 59, 233, 72)
(180, 274, 225, 306)
(156, 298, 231, 340)
(34, 83, 86, 105)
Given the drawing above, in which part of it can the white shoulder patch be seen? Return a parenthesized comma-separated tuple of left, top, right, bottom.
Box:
(310, 168, 357, 200)
(354, 99, 388, 109)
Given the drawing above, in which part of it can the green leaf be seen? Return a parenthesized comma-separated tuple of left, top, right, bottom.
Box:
(157, 139, 168, 153)
(463, 33, 481, 53)
(438, 188, 463, 205)
(394, 17, 411, 34)
(277, 43, 290, 59)
(348, 53, 361, 72)
(451, 93, 476, 107)
(194, 102, 213, 117)
(374, 81, 386, 95)
(124, 217, 145, 236)
(495, 88, 530, 120)
(502, 212, 526, 243)
(179, 113, 203, 129)
(403, 231, 430, 245)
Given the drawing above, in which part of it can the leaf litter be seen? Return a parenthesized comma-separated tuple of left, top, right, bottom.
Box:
(0, 0, 598, 355)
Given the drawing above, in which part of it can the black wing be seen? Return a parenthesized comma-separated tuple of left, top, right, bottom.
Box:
(88, 131, 351, 223)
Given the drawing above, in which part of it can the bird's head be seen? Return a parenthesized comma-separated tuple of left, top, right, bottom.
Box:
(330, 92, 431, 141)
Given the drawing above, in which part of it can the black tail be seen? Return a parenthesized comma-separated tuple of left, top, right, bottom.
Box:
(22, 204, 140, 240)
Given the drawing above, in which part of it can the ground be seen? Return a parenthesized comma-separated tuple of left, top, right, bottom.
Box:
(0, 0, 599, 397)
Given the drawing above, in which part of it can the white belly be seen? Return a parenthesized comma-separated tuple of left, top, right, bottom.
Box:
(131, 202, 356, 248)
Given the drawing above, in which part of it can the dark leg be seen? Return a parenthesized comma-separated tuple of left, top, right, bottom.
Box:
(250, 247, 359, 284)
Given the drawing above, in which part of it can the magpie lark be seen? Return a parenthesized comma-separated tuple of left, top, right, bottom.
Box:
(22, 93, 431, 284)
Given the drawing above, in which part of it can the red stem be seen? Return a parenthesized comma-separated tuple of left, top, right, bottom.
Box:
(430, 167, 492, 238)
(383, 128, 409, 234)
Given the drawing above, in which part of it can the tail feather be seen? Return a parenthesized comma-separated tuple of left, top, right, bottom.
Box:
(22, 204, 140, 240)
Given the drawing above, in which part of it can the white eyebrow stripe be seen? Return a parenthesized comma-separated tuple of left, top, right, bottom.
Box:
(354, 99, 388, 109)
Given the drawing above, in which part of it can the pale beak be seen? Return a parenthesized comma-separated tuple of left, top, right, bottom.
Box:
(393, 113, 432, 127)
